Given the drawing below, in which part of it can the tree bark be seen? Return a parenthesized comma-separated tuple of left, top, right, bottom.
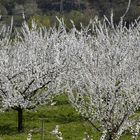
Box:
(108, 137, 113, 140)
(105, 133, 113, 140)
(108, 134, 113, 140)
(17, 107, 23, 132)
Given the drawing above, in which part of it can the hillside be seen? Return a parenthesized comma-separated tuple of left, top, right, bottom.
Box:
(0, 0, 140, 27)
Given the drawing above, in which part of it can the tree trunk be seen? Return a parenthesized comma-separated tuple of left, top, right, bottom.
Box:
(108, 136, 113, 140)
(105, 133, 113, 140)
(77, 0, 81, 9)
(108, 134, 113, 140)
(60, 0, 63, 13)
(17, 107, 23, 132)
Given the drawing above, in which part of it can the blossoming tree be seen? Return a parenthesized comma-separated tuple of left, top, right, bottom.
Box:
(0, 21, 66, 132)
(65, 17, 140, 140)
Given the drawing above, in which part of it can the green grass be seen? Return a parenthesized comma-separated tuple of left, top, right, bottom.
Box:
(0, 94, 140, 140)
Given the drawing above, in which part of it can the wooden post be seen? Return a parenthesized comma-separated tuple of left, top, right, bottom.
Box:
(39, 118, 48, 140)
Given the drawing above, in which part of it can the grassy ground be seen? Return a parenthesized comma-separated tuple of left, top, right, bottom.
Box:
(0, 94, 139, 140)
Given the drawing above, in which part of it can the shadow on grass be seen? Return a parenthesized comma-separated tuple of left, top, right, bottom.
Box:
(0, 124, 17, 135)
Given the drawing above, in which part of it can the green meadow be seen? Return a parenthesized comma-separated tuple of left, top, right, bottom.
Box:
(0, 94, 139, 140)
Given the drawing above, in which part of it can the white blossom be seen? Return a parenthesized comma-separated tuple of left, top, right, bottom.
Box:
(51, 125, 63, 140)
(65, 17, 140, 139)
(0, 20, 67, 131)
(0, 20, 66, 110)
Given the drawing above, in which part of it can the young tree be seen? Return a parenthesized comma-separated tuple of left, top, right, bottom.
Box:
(0, 21, 65, 132)
(65, 17, 140, 139)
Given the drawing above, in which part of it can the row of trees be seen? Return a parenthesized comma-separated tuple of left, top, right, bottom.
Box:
(0, 15, 140, 139)
(0, 0, 140, 27)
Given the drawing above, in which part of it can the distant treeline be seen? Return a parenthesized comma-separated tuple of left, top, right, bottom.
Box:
(0, 0, 140, 27)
